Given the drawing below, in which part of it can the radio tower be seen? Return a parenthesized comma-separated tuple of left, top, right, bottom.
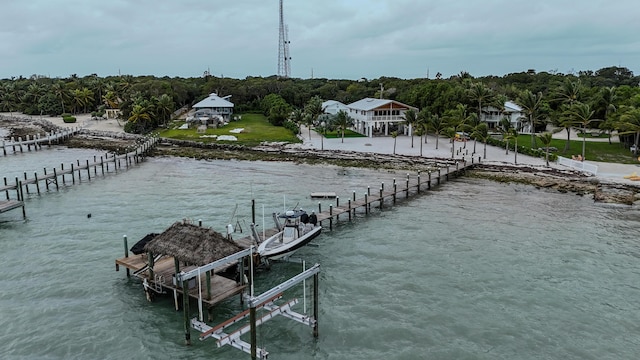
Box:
(277, 0, 291, 78)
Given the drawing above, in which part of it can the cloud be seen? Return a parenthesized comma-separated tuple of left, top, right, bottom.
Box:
(1, 0, 639, 79)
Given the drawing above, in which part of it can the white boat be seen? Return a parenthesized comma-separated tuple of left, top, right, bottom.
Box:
(257, 209, 321, 260)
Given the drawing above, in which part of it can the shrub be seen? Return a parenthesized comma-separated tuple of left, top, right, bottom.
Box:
(63, 116, 77, 123)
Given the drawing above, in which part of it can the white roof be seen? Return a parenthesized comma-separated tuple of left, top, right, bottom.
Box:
(193, 93, 234, 109)
(505, 101, 522, 112)
(322, 100, 347, 108)
(347, 98, 417, 111)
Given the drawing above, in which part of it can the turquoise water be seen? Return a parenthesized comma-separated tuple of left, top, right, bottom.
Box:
(1, 148, 639, 359)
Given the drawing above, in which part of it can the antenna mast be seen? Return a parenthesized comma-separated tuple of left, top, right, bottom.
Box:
(278, 0, 291, 78)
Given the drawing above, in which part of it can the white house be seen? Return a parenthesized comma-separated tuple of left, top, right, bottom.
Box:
(192, 93, 234, 120)
(321, 100, 349, 115)
(480, 101, 528, 133)
(346, 98, 418, 137)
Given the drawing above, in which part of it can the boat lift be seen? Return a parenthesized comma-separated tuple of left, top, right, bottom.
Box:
(182, 259, 321, 359)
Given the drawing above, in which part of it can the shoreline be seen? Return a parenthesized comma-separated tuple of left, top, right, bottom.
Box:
(2, 114, 639, 205)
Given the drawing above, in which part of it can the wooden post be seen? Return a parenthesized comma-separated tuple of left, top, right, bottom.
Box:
(53, 168, 59, 191)
(44, 168, 49, 191)
(206, 271, 212, 300)
(86, 160, 91, 180)
(23, 173, 29, 195)
(379, 188, 383, 210)
(318, 202, 322, 214)
(437, 169, 441, 185)
(251, 199, 256, 225)
(174, 258, 181, 310)
(365, 194, 369, 214)
(18, 180, 24, 202)
(3, 177, 8, 200)
(348, 199, 352, 221)
(34, 172, 40, 195)
(94, 156, 98, 175)
(352, 191, 356, 202)
(123, 235, 130, 277)
(367, 186, 370, 196)
(14, 177, 20, 200)
(100, 156, 105, 175)
(71, 164, 75, 184)
(393, 179, 397, 203)
(417, 172, 421, 193)
(406, 175, 409, 198)
(336, 196, 339, 208)
(329, 205, 333, 230)
(313, 272, 319, 338)
(446, 166, 450, 181)
(183, 278, 191, 345)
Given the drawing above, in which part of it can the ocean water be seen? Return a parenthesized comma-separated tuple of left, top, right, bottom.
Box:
(1, 147, 639, 360)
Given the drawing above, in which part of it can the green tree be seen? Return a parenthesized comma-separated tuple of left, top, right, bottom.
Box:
(427, 114, 446, 149)
(155, 94, 174, 127)
(537, 132, 554, 166)
(498, 117, 513, 155)
(597, 86, 617, 144)
(467, 81, 493, 132)
(332, 110, 354, 143)
(403, 108, 418, 148)
(568, 102, 600, 160)
(616, 106, 640, 153)
(516, 90, 543, 148)
(304, 95, 324, 135)
(471, 122, 490, 159)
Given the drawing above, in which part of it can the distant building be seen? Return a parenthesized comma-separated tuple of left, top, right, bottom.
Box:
(346, 98, 418, 137)
(192, 93, 234, 121)
(480, 101, 527, 133)
(321, 100, 349, 115)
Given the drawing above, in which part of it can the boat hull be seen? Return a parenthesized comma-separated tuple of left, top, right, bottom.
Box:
(258, 226, 322, 260)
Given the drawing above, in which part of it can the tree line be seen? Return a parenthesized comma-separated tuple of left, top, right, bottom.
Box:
(1, 67, 639, 154)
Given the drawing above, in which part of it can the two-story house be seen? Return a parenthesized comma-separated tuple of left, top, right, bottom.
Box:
(346, 98, 418, 137)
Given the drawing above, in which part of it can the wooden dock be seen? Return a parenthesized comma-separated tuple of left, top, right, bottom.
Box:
(0, 200, 25, 219)
(310, 160, 472, 229)
(1, 135, 158, 219)
(1, 128, 80, 156)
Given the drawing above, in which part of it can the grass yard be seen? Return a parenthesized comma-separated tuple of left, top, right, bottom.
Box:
(159, 113, 300, 147)
(514, 134, 638, 164)
(321, 129, 366, 139)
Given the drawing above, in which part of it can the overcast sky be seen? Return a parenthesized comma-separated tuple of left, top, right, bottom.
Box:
(1, 0, 639, 80)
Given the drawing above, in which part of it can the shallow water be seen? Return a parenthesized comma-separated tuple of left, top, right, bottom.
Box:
(1, 148, 639, 359)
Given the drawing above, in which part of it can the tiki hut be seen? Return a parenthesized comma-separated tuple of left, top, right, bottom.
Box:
(144, 222, 244, 266)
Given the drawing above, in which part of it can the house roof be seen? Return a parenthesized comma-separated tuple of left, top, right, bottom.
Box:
(347, 98, 417, 111)
(505, 101, 522, 112)
(322, 100, 347, 108)
(144, 221, 244, 266)
(193, 93, 234, 109)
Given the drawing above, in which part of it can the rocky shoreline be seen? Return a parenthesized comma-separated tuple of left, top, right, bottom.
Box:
(2, 116, 639, 205)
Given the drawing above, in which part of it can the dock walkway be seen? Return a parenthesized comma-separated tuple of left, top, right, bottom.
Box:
(1, 128, 80, 156)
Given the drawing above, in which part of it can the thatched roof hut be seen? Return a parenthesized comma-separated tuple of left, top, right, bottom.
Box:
(144, 222, 245, 266)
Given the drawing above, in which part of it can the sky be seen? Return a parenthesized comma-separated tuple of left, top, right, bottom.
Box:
(1, 0, 639, 80)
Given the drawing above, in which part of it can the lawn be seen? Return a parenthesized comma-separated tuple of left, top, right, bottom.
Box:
(514, 134, 638, 164)
(158, 113, 300, 147)
(321, 129, 366, 139)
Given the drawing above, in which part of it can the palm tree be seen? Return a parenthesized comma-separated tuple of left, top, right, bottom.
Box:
(51, 81, 68, 114)
(537, 132, 554, 166)
(155, 94, 174, 127)
(467, 81, 493, 130)
(471, 123, 490, 159)
(507, 128, 520, 164)
(391, 131, 398, 155)
(598, 86, 617, 144)
(414, 125, 425, 156)
(403, 109, 418, 148)
(516, 89, 543, 148)
(71, 88, 85, 114)
(569, 102, 600, 160)
(554, 79, 582, 106)
(427, 114, 446, 149)
(333, 110, 354, 143)
(79, 87, 94, 113)
(443, 127, 457, 159)
(304, 96, 323, 137)
(616, 106, 640, 154)
(128, 104, 152, 124)
(417, 108, 430, 144)
(498, 117, 513, 155)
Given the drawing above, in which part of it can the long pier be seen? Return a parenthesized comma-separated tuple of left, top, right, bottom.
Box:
(1, 128, 80, 156)
(1, 136, 159, 218)
(314, 160, 471, 228)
